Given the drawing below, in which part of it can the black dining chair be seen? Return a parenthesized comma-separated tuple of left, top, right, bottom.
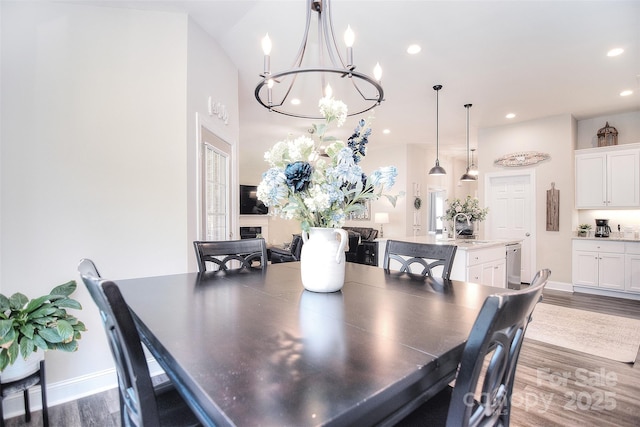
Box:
(193, 238, 268, 272)
(383, 240, 458, 279)
(395, 268, 551, 427)
(270, 234, 304, 263)
(79, 272, 200, 427)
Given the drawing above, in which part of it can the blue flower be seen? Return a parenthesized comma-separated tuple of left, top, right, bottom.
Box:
(285, 161, 312, 192)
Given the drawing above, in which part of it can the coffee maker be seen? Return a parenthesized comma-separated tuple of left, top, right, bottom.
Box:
(595, 219, 611, 238)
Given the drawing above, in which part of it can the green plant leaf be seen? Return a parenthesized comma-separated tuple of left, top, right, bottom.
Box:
(51, 340, 78, 352)
(0, 349, 9, 371)
(56, 319, 74, 341)
(19, 336, 34, 360)
(7, 340, 19, 364)
(9, 293, 28, 310)
(54, 298, 82, 310)
(37, 327, 64, 343)
(32, 334, 49, 350)
(0, 294, 10, 312)
(19, 323, 35, 340)
(24, 294, 53, 313)
(0, 319, 14, 340)
(28, 305, 57, 319)
(50, 280, 77, 297)
(0, 326, 16, 346)
(73, 321, 87, 332)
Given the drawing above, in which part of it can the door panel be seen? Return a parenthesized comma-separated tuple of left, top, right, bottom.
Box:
(487, 173, 533, 283)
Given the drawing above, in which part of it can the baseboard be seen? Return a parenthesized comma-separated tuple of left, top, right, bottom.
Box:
(545, 280, 573, 292)
(573, 286, 640, 301)
(2, 359, 163, 419)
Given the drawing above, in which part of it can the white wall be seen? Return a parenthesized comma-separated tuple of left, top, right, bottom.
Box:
(1, 1, 238, 408)
(478, 114, 576, 284)
(576, 110, 640, 149)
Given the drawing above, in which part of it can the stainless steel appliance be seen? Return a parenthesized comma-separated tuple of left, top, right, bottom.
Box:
(506, 243, 522, 290)
(595, 218, 611, 238)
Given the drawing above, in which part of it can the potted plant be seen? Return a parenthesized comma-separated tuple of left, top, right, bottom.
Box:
(578, 224, 592, 237)
(0, 280, 86, 381)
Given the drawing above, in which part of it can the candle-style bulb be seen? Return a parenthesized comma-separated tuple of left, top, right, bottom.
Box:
(344, 25, 355, 47)
(262, 33, 272, 55)
(324, 84, 333, 99)
(373, 62, 382, 81)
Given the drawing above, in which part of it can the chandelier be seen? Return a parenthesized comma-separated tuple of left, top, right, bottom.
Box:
(255, 0, 384, 119)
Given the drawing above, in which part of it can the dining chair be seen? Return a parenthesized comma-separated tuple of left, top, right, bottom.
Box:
(77, 258, 101, 278)
(193, 238, 268, 272)
(79, 273, 200, 427)
(395, 268, 551, 427)
(383, 240, 457, 279)
(270, 234, 303, 263)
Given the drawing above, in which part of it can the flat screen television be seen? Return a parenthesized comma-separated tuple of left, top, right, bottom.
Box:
(240, 185, 268, 215)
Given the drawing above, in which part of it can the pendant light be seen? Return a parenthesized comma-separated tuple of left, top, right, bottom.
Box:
(460, 103, 477, 182)
(469, 148, 479, 176)
(429, 85, 446, 176)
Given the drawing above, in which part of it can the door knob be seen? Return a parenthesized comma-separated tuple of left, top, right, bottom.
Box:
(525, 233, 531, 237)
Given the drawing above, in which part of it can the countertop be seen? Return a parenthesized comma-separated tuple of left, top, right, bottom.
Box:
(573, 236, 640, 243)
(376, 235, 522, 251)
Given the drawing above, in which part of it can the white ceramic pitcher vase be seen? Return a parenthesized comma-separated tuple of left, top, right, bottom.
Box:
(300, 227, 348, 293)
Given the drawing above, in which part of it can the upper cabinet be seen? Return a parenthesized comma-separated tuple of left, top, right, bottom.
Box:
(575, 144, 640, 209)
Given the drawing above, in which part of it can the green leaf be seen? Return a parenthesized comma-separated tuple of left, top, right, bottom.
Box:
(0, 349, 8, 371)
(0, 294, 10, 312)
(51, 340, 78, 352)
(19, 323, 35, 340)
(24, 294, 53, 313)
(37, 328, 64, 343)
(50, 280, 77, 297)
(32, 334, 49, 350)
(73, 321, 87, 332)
(7, 340, 19, 364)
(9, 293, 28, 310)
(0, 319, 14, 340)
(19, 336, 34, 359)
(54, 298, 82, 310)
(56, 320, 74, 341)
(27, 305, 57, 319)
(0, 327, 16, 346)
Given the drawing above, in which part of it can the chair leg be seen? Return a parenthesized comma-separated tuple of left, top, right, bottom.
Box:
(23, 388, 30, 422)
(39, 360, 48, 427)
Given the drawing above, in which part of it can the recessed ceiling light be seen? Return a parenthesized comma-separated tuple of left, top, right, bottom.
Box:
(620, 90, 633, 97)
(407, 44, 421, 55)
(291, 98, 301, 105)
(607, 48, 624, 57)
(506, 113, 516, 119)
(382, 129, 391, 134)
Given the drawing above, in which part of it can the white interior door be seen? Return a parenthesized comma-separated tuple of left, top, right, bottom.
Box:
(485, 171, 535, 283)
(201, 126, 231, 240)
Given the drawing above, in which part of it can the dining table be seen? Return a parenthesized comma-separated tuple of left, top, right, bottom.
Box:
(117, 261, 508, 427)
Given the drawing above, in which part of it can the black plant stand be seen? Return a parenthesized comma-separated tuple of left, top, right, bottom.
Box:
(0, 360, 48, 427)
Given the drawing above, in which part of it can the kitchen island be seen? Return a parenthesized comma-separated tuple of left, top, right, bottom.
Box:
(376, 236, 522, 288)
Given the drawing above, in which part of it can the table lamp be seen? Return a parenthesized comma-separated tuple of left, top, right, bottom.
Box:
(375, 212, 389, 238)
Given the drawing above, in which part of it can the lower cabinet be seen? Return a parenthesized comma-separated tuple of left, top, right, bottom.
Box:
(572, 239, 639, 294)
(451, 245, 507, 288)
(626, 244, 640, 293)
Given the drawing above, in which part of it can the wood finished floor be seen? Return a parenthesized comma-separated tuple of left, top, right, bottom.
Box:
(4, 289, 640, 427)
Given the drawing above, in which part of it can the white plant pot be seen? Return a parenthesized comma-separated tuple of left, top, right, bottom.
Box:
(300, 227, 348, 293)
(1, 351, 44, 383)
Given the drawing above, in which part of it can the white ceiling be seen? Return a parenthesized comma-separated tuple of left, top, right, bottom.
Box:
(76, 1, 640, 167)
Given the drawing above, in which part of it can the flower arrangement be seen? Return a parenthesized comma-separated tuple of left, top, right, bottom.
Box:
(443, 196, 489, 222)
(257, 97, 398, 231)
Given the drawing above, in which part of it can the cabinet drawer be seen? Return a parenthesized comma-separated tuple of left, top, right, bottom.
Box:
(466, 246, 505, 266)
(573, 239, 625, 253)
(625, 242, 640, 255)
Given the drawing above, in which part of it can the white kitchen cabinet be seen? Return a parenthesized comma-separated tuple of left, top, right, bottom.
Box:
(575, 147, 640, 209)
(454, 246, 506, 288)
(572, 240, 625, 290)
(625, 243, 640, 293)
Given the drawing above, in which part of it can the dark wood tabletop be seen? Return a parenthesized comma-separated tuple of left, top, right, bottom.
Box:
(118, 262, 506, 427)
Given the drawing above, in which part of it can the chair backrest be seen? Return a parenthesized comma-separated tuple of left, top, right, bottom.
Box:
(446, 268, 551, 427)
(383, 240, 457, 279)
(193, 238, 268, 273)
(290, 234, 303, 260)
(77, 258, 101, 278)
(79, 273, 160, 427)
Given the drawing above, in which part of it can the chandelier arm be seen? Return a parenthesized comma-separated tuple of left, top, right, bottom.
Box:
(349, 76, 384, 103)
(323, 0, 349, 70)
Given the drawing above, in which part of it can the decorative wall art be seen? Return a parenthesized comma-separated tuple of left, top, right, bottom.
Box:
(494, 151, 550, 167)
(546, 182, 559, 231)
